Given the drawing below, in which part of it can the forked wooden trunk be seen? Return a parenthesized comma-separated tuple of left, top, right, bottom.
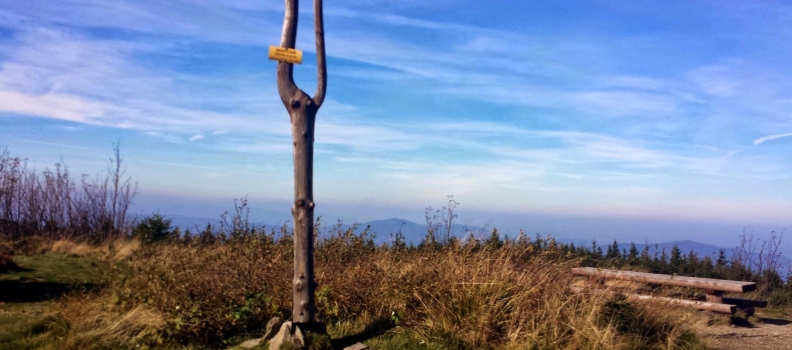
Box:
(275, 0, 327, 325)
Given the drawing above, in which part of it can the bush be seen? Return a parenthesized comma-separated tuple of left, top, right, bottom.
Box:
(111, 231, 291, 345)
(132, 213, 178, 244)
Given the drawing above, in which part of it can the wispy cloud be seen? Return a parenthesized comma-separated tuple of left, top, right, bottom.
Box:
(144, 131, 182, 144)
(0, 91, 108, 123)
(188, 134, 203, 142)
(754, 132, 792, 145)
(687, 64, 741, 98)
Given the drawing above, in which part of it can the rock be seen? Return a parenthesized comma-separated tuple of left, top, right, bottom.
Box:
(237, 338, 263, 349)
(264, 317, 283, 341)
(292, 324, 305, 348)
(268, 321, 292, 350)
(343, 342, 368, 350)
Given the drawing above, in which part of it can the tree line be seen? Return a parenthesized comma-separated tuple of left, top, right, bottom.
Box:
(0, 145, 136, 243)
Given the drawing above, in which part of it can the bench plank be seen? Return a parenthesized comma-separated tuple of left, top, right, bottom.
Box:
(571, 267, 756, 293)
(569, 285, 737, 314)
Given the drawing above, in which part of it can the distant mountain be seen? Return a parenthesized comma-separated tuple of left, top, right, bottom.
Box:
(320, 218, 488, 245)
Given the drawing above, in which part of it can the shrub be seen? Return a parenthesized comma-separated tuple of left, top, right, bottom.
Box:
(111, 232, 291, 345)
(132, 213, 178, 244)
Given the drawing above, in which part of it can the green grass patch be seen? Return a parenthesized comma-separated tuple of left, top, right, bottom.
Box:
(0, 253, 106, 349)
(0, 253, 105, 284)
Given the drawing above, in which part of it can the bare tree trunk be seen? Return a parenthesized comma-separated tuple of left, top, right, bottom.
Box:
(276, 0, 327, 325)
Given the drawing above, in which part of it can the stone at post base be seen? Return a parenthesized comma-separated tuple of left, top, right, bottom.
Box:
(229, 317, 283, 349)
(236, 338, 263, 349)
(264, 317, 284, 342)
(342, 342, 368, 350)
(268, 321, 293, 350)
(268, 321, 331, 350)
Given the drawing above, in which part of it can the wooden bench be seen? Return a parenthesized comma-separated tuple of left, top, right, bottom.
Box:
(571, 267, 767, 315)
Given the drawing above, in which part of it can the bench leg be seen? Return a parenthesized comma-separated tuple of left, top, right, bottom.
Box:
(738, 307, 755, 316)
(705, 290, 723, 304)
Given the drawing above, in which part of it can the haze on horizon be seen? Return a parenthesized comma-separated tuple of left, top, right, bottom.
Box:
(1, 1, 790, 251)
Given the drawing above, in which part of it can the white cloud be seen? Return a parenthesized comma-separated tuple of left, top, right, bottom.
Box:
(0, 91, 107, 123)
(316, 119, 421, 152)
(0, 26, 289, 135)
(189, 134, 203, 142)
(753, 132, 792, 145)
(144, 131, 182, 144)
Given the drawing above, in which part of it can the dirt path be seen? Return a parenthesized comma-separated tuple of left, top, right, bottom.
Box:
(696, 313, 792, 350)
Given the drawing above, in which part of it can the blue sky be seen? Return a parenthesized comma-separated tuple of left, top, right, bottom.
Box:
(1, 1, 791, 246)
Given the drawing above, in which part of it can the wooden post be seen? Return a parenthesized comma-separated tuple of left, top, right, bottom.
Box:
(276, 0, 327, 325)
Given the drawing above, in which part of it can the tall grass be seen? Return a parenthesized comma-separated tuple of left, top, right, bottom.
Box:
(103, 225, 701, 349)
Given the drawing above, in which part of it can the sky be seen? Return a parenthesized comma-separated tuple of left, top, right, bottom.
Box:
(1, 1, 791, 249)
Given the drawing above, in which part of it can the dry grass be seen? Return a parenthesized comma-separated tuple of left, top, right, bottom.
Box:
(104, 232, 703, 349)
(51, 240, 97, 256)
(0, 236, 140, 261)
(42, 294, 166, 350)
(106, 238, 141, 261)
(0, 231, 704, 349)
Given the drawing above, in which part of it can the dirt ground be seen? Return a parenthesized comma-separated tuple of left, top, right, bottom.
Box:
(696, 311, 792, 350)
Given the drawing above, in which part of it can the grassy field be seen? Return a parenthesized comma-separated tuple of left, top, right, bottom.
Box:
(8, 228, 788, 349)
(0, 234, 719, 350)
(0, 250, 485, 350)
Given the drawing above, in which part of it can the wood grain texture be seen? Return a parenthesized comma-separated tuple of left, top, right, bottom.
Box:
(571, 267, 757, 293)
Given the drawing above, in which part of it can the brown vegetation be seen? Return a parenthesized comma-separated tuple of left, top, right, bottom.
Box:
(42, 294, 166, 350)
(104, 226, 702, 349)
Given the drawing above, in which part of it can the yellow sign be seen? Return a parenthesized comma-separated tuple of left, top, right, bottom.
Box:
(268, 46, 303, 64)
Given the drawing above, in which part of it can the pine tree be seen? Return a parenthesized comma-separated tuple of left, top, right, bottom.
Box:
(627, 242, 639, 266)
(669, 245, 683, 274)
(133, 213, 177, 244)
(714, 249, 728, 279)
